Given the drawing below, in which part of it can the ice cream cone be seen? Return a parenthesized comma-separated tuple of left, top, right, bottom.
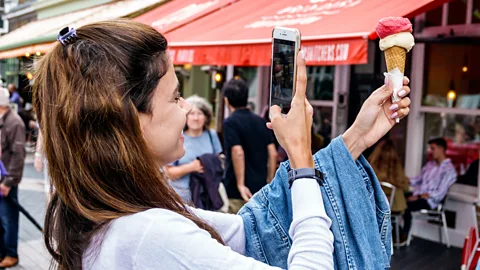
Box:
(384, 46, 406, 73)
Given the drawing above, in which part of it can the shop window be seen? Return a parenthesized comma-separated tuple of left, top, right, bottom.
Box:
(425, 4, 443, 27)
(423, 43, 480, 109)
(423, 113, 479, 186)
(234, 67, 258, 98)
(306, 66, 334, 101)
(473, 0, 480, 23)
(448, 0, 467, 25)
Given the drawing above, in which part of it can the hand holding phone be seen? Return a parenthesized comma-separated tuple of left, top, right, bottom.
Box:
(270, 27, 301, 117)
(268, 51, 314, 169)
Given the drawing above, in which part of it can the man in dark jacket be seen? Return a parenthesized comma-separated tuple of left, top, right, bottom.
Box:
(0, 88, 26, 267)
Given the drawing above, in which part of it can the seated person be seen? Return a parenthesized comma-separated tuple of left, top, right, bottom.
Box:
(368, 139, 410, 213)
(402, 137, 457, 240)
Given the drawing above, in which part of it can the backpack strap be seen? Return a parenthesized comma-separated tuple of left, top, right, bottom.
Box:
(207, 129, 215, 153)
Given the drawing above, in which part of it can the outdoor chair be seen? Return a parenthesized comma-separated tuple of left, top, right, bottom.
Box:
(407, 196, 450, 248)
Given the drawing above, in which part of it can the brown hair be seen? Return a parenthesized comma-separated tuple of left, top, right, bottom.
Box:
(368, 139, 409, 190)
(33, 19, 223, 270)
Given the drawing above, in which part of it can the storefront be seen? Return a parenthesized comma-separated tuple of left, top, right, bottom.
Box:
(151, 0, 446, 143)
(406, 0, 480, 248)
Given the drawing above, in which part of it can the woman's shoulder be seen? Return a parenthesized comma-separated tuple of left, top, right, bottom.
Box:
(84, 209, 204, 269)
(206, 128, 218, 136)
(107, 209, 203, 251)
(113, 208, 192, 229)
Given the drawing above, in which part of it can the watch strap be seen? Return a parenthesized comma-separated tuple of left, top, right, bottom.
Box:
(288, 168, 324, 189)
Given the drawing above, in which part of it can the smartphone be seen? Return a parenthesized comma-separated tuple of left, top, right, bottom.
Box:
(270, 27, 301, 117)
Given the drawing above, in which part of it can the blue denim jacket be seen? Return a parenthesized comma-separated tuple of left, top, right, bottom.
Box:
(238, 136, 391, 269)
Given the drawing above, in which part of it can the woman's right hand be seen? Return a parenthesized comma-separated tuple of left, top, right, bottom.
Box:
(189, 159, 204, 173)
(268, 51, 314, 169)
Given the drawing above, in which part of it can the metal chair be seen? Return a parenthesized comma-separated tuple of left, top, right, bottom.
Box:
(380, 182, 401, 249)
(407, 196, 450, 248)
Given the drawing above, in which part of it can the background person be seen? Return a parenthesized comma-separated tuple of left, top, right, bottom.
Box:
(164, 95, 223, 204)
(222, 79, 277, 213)
(6, 84, 21, 112)
(402, 137, 457, 242)
(0, 88, 26, 268)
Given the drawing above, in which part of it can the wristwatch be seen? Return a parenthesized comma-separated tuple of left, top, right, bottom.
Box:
(288, 168, 324, 189)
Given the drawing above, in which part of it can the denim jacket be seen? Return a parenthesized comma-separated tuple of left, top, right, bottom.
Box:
(238, 136, 391, 269)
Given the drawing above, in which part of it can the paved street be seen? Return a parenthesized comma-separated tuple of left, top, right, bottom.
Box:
(11, 156, 50, 270)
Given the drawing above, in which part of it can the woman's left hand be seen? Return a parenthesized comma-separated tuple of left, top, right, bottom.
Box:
(343, 77, 411, 160)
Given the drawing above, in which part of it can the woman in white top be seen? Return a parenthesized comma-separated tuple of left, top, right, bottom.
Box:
(33, 20, 410, 270)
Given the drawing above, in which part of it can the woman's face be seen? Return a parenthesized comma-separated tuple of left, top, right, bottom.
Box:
(186, 106, 206, 132)
(138, 58, 190, 166)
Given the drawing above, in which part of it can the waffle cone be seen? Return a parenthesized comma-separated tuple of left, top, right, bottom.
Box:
(384, 46, 406, 73)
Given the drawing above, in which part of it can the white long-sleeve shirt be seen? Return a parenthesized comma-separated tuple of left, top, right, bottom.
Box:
(83, 178, 334, 269)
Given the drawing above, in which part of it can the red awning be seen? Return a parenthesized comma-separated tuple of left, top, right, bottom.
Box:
(165, 0, 447, 66)
(134, 0, 237, 34)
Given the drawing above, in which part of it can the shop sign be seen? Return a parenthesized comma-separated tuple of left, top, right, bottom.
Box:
(245, 0, 362, 28)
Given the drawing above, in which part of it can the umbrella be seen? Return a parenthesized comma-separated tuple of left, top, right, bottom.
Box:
(6, 196, 43, 233)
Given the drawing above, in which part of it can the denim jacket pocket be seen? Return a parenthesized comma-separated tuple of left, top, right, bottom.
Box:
(239, 187, 291, 268)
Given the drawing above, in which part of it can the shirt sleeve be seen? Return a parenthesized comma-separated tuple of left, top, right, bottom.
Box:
(210, 129, 223, 154)
(428, 164, 457, 204)
(190, 207, 245, 254)
(410, 165, 426, 190)
(3, 122, 26, 186)
(223, 120, 242, 149)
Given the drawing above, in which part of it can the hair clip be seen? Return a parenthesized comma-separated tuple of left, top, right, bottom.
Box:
(57, 27, 77, 46)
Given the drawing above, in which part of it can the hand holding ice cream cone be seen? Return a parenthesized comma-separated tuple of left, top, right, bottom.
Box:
(376, 17, 415, 123)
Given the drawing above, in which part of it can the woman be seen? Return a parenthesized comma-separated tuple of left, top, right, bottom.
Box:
(368, 139, 410, 213)
(164, 95, 222, 203)
(34, 20, 410, 269)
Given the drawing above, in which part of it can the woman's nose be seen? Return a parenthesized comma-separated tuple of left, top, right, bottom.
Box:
(179, 98, 191, 113)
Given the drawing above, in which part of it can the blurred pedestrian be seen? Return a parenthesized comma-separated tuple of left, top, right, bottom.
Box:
(6, 84, 21, 112)
(164, 95, 227, 211)
(222, 79, 277, 213)
(0, 87, 26, 268)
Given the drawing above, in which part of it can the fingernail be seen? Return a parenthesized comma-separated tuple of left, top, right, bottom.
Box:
(405, 77, 410, 84)
(384, 77, 388, 86)
(391, 112, 398, 119)
(389, 104, 398, 111)
(398, 90, 407, 97)
(301, 50, 305, 58)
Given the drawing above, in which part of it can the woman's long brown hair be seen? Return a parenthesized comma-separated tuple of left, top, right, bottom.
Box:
(33, 19, 223, 270)
(368, 139, 409, 190)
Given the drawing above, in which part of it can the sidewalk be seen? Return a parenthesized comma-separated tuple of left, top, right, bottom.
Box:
(10, 160, 51, 269)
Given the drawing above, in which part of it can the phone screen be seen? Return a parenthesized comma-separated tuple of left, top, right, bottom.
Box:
(271, 38, 296, 115)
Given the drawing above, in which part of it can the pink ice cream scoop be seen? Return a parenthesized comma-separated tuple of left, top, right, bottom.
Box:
(375, 17, 412, 39)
